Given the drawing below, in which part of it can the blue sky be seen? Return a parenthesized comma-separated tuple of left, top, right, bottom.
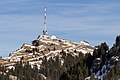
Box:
(0, 0, 120, 57)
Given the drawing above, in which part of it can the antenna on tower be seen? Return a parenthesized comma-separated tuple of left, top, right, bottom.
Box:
(43, 0, 47, 35)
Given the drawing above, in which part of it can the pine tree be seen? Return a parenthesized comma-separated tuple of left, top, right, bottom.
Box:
(79, 66, 84, 80)
(90, 73, 94, 80)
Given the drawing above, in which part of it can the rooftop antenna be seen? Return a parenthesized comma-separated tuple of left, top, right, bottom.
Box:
(43, 0, 47, 35)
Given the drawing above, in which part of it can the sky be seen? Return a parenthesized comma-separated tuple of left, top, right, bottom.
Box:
(0, 0, 120, 57)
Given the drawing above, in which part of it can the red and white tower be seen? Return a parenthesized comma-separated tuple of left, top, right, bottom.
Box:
(43, 0, 47, 35)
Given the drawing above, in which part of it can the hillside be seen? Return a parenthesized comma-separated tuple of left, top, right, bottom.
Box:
(0, 35, 120, 80)
(0, 35, 94, 68)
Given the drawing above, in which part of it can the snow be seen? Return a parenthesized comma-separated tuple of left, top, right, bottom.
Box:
(30, 46, 35, 48)
(40, 74, 47, 79)
(85, 77, 90, 80)
(61, 59, 64, 66)
(76, 49, 93, 54)
(94, 62, 112, 80)
(80, 41, 90, 46)
(96, 58, 101, 61)
(111, 56, 119, 61)
(116, 58, 119, 61)
(51, 35, 57, 40)
(28, 53, 33, 56)
(29, 61, 42, 65)
(39, 39, 60, 45)
(38, 45, 46, 49)
(96, 71, 105, 80)
(64, 42, 74, 47)
(23, 43, 31, 47)
(38, 35, 49, 39)
(8, 66, 15, 70)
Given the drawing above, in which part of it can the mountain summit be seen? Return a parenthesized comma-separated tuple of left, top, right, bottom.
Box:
(0, 35, 94, 67)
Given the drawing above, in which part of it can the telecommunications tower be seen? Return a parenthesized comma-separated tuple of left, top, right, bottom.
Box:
(43, 0, 47, 35)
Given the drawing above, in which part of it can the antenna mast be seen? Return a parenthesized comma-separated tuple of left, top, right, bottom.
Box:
(43, 0, 47, 35)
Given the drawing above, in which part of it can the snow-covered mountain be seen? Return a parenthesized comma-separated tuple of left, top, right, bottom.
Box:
(0, 35, 94, 68)
(0, 35, 120, 80)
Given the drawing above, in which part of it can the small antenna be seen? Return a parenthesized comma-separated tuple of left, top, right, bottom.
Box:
(43, 0, 47, 35)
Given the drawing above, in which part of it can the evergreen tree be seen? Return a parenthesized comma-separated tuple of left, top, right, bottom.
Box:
(90, 73, 94, 80)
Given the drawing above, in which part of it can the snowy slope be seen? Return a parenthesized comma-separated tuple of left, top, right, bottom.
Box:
(0, 35, 94, 68)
